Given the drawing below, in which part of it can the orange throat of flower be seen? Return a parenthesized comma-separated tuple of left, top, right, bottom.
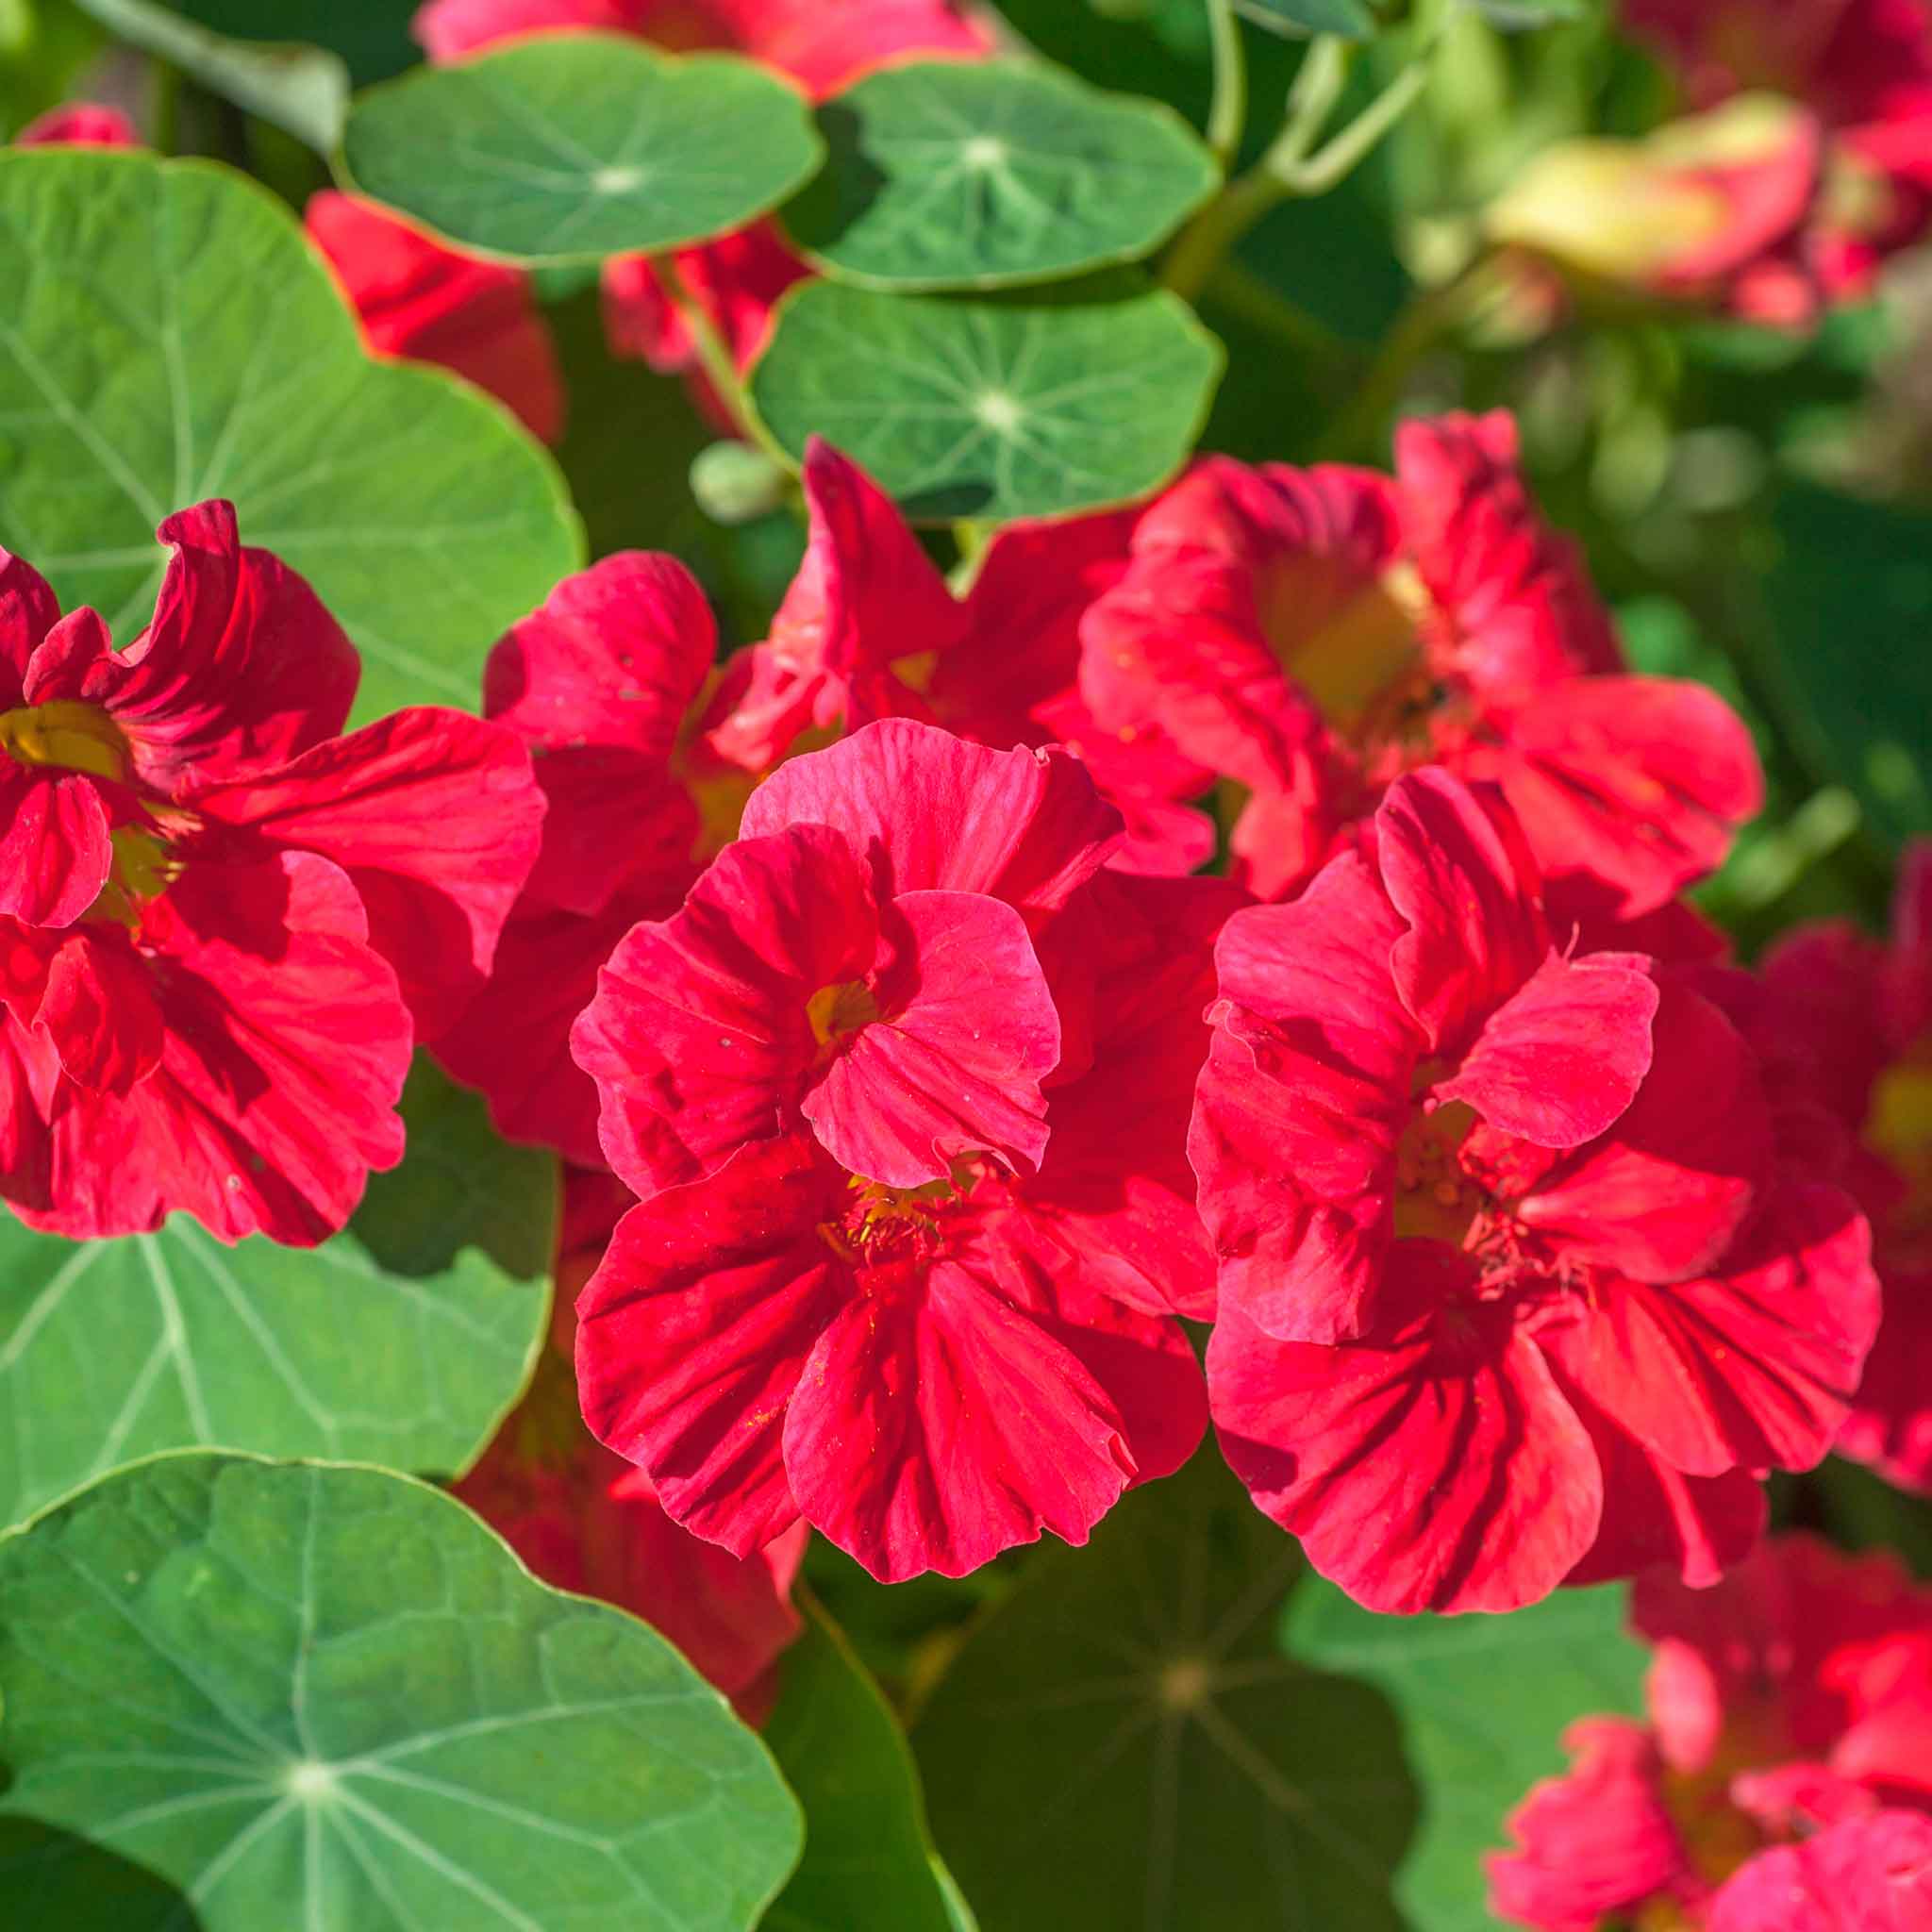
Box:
(0, 698, 130, 783)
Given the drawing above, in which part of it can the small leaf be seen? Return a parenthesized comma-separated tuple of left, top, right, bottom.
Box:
(1232, 0, 1378, 41)
(0, 1060, 555, 1528)
(70, 0, 349, 149)
(340, 35, 824, 265)
(911, 1452, 1417, 1930)
(0, 1455, 804, 1929)
(784, 58, 1219, 291)
(1288, 1575, 1648, 1932)
(748, 277, 1224, 523)
(0, 148, 582, 724)
(761, 1597, 960, 1932)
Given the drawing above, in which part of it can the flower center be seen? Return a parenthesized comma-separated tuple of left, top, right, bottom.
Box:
(0, 699, 129, 782)
(84, 824, 186, 928)
(1392, 1099, 1484, 1243)
(807, 978, 880, 1054)
(1259, 556, 1433, 746)
(1865, 1049, 1932, 1248)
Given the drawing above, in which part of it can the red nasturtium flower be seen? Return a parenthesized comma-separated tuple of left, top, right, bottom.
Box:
(1742, 842, 1932, 1495)
(572, 719, 1118, 1192)
(1079, 409, 1760, 908)
(1488, 1534, 1932, 1931)
(434, 552, 716, 1166)
(14, 103, 140, 147)
(1195, 767, 1878, 1613)
(0, 504, 541, 1242)
(571, 824, 1226, 1581)
(702, 438, 1214, 874)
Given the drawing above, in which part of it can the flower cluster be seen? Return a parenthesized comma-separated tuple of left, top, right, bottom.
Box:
(1489, 1534, 1932, 1930)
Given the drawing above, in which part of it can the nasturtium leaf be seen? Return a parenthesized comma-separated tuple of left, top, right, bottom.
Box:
(0, 1455, 804, 1929)
(0, 1060, 555, 1528)
(911, 1453, 1416, 1930)
(783, 58, 1219, 291)
(748, 278, 1223, 522)
(1232, 0, 1377, 40)
(1287, 1576, 1648, 1932)
(69, 0, 350, 150)
(339, 35, 824, 265)
(760, 1598, 960, 1932)
(1764, 481, 1932, 849)
(0, 148, 581, 723)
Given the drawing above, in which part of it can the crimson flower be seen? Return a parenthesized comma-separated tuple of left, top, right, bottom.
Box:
(14, 104, 140, 147)
(573, 862, 1226, 1581)
(305, 190, 565, 444)
(702, 438, 1214, 874)
(1079, 410, 1760, 910)
(1196, 768, 1877, 1612)
(434, 551, 716, 1166)
(1623, 0, 1932, 309)
(1745, 841, 1932, 1494)
(0, 503, 541, 1241)
(1489, 1534, 1932, 1930)
(572, 718, 1122, 1192)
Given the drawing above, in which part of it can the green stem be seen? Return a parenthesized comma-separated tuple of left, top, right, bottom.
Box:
(1161, 37, 1346, 303)
(649, 251, 786, 462)
(1283, 55, 1431, 198)
(1204, 0, 1246, 172)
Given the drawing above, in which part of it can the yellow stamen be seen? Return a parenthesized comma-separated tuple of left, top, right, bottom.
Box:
(0, 699, 129, 782)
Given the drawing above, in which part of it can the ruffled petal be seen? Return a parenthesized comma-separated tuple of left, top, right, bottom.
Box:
(1208, 1256, 1603, 1613)
(573, 824, 877, 1194)
(0, 763, 112, 927)
(1432, 949, 1657, 1147)
(782, 1258, 1137, 1581)
(1706, 1811, 1932, 1932)
(191, 706, 544, 1040)
(575, 1137, 849, 1557)
(1190, 851, 1416, 1342)
(805, 888, 1058, 1188)
(36, 928, 164, 1095)
(741, 717, 1123, 921)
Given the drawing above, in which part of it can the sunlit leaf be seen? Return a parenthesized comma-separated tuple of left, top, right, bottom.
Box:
(340, 35, 823, 265)
(748, 276, 1223, 522)
(0, 1061, 554, 1527)
(785, 58, 1218, 291)
(0, 148, 581, 722)
(0, 1455, 803, 1928)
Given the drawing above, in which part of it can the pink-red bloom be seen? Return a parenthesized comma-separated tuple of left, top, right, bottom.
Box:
(703, 439, 1213, 874)
(1197, 768, 1876, 1613)
(572, 718, 1119, 1192)
(1080, 410, 1760, 909)
(14, 103, 140, 147)
(434, 551, 715, 1167)
(1746, 842, 1932, 1494)
(1624, 0, 1932, 308)
(573, 851, 1226, 1581)
(1489, 1534, 1932, 1930)
(305, 190, 565, 444)
(0, 503, 541, 1242)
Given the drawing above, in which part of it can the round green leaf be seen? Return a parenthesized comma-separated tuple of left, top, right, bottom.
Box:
(340, 36, 824, 266)
(1288, 1575, 1647, 1931)
(0, 1060, 555, 1528)
(761, 1598, 960, 1932)
(911, 1453, 1417, 1930)
(748, 277, 1224, 523)
(783, 58, 1219, 291)
(0, 148, 582, 723)
(0, 1455, 804, 1928)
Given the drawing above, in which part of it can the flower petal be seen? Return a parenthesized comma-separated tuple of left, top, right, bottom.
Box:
(1707, 1811, 1932, 1932)
(0, 763, 111, 927)
(1208, 1255, 1603, 1613)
